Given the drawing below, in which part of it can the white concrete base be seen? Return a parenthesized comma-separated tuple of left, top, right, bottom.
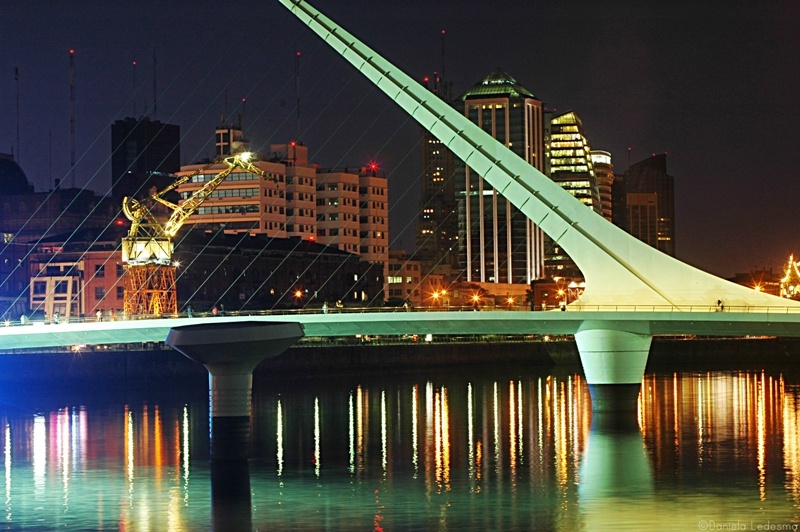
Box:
(574, 328, 652, 384)
(575, 327, 652, 412)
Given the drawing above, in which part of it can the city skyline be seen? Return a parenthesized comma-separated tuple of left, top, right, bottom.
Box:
(1, 0, 798, 279)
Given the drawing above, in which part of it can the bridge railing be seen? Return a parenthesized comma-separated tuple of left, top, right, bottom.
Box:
(4, 303, 800, 328)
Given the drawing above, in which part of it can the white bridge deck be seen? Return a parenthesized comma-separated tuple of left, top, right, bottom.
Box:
(2, 307, 800, 351)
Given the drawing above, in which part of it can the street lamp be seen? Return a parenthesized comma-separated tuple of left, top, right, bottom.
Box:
(432, 290, 440, 306)
(471, 293, 480, 310)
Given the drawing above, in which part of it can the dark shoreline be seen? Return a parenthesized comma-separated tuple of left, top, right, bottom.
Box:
(2, 336, 800, 384)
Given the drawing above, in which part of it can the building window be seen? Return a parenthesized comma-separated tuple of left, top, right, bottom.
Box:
(117, 286, 124, 299)
(95, 265, 105, 278)
(95, 287, 105, 300)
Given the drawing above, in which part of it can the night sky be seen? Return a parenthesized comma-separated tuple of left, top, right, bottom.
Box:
(1, 0, 798, 279)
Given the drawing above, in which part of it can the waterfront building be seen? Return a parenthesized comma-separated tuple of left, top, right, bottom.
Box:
(26, 227, 382, 317)
(316, 169, 361, 255)
(729, 267, 781, 297)
(28, 227, 126, 320)
(458, 69, 546, 286)
(175, 154, 286, 237)
(386, 249, 445, 308)
(110, 117, 180, 200)
(358, 163, 389, 288)
(276, 143, 317, 241)
(171, 231, 382, 310)
(176, 134, 389, 299)
(0, 154, 118, 317)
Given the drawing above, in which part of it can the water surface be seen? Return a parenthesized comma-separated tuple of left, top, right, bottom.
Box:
(1, 352, 799, 530)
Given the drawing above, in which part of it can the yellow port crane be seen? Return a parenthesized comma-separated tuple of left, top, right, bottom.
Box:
(121, 152, 274, 316)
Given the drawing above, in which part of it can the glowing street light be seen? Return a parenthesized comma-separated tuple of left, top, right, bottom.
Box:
(471, 294, 481, 310)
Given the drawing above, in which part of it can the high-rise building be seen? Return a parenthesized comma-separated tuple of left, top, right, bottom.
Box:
(591, 150, 614, 222)
(416, 74, 458, 275)
(544, 111, 600, 278)
(110, 117, 180, 200)
(458, 69, 546, 285)
(620, 154, 676, 256)
(548, 111, 600, 212)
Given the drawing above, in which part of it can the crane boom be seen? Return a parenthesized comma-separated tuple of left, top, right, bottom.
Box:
(120, 151, 275, 315)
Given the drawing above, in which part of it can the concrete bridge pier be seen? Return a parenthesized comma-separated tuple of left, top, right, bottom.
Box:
(166, 321, 305, 460)
(166, 322, 304, 531)
(574, 325, 652, 412)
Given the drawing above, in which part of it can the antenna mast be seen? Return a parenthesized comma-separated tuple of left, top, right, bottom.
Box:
(152, 48, 157, 119)
(132, 60, 137, 117)
(14, 67, 19, 164)
(69, 49, 76, 188)
(295, 51, 301, 141)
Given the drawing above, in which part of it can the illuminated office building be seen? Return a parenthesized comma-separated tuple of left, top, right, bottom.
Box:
(548, 111, 600, 213)
(458, 69, 546, 285)
(543, 111, 600, 278)
(591, 150, 614, 222)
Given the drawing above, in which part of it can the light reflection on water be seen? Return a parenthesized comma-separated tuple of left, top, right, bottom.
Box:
(0, 363, 799, 530)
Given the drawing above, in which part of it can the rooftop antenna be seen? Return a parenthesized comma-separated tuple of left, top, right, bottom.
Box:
(440, 29, 451, 101)
(295, 51, 301, 142)
(240, 97, 246, 131)
(132, 60, 137, 117)
(440, 30, 446, 99)
(69, 49, 76, 188)
(152, 47, 157, 119)
(14, 66, 19, 164)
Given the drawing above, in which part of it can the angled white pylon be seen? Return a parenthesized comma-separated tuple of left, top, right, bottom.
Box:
(280, 0, 800, 311)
